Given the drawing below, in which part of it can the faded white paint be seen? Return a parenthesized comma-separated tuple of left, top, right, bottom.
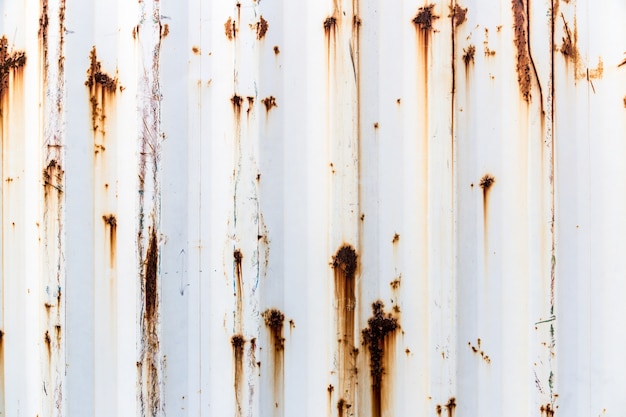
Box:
(0, 0, 624, 416)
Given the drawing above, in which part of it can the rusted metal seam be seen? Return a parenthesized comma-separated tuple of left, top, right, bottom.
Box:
(526, 0, 544, 113)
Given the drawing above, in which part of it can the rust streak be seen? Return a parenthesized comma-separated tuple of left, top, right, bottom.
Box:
(231, 335, 245, 417)
(103, 215, 117, 267)
(263, 309, 285, 414)
(234, 249, 244, 333)
(333, 246, 358, 416)
(261, 96, 277, 113)
(0, 37, 27, 98)
(446, 397, 457, 417)
(255, 16, 269, 40)
(362, 301, 399, 417)
(449, 4, 467, 27)
(225, 17, 236, 40)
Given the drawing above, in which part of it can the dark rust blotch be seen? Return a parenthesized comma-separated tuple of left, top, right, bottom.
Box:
(324, 16, 337, 32)
(144, 228, 158, 320)
(462, 45, 475, 65)
(261, 96, 277, 112)
(333, 245, 357, 277)
(512, 0, 531, 101)
(225, 17, 236, 40)
(479, 174, 495, 191)
(446, 397, 457, 417)
(273, 46, 280, 55)
(85, 47, 116, 92)
(449, 4, 467, 27)
(256, 16, 269, 40)
(0, 36, 26, 97)
(232, 334, 245, 417)
(413, 4, 439, 31)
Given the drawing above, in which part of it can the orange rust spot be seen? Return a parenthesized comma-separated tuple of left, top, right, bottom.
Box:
(273, 46, 280, 54)
(191, 46, 201, 55)
(396, 98, 401, 104)
(512, 0, 531, 101)
(231, 335, 245, 417)
(231, 94, 243, 118)
(160, 23, 169, 38)
(436, 404, 443, 416)
(480, 175, 494, 191)
(353, 15, 362, 28)
(540, 404, 555, 417)
(225, 17, 236, 40)
(623, 96, 626, 108)
(0, 36, 27, 97)
(390, 277, 400, 289)
(449, 4, 467, 27)
(413, 4, 439, 31)
(446, 398, 457, 417)
(43, 159, 64, 193)
(103, 215, 117, 267)
(132, 25, 139, 39)
(324, 16, 337, 32)
(233, 249, 244, 333)
(246, 96, 254, 114)
(44, 330, 51, 356)
(362, 301, 399, 417)
(392, 233, 400, 243)
(373, 122, 379, 129)
(85, 47, 116, 91)
(255, 16, 268, 40)
(462, 44, 475, 65)
(261, 96, 277, 112)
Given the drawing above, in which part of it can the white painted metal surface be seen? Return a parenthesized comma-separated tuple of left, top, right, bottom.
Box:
(0, 0, 623, 416)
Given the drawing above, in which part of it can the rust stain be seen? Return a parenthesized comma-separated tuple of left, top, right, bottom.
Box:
(191, 46, 201, 55)
(480, 174, 495, 221)
(273, 46, 280, 55)
(85, 47, 117, 134)
(231, 94, 243, 119)
(324, 16, 337, 33)
(58, 0, 65, 77)
(623, 96, 626, 108)
(468, 339, 491, 364)
(144, 228, 158, 324)
(362, 301, 399, 417)
(54, 324, 61, 347)
(225, 17, 237, 40)
(39, 0, 49, 81)
(462, 44, 475, 66)
(255, 16, 269, 40)
(540, 404, 555, 417)
(231, 335, 245, 417)
(141, 227, 160, 416)
(261, 96, 277, 113)
(43, 159, 64, 194)
(512, 0, 531, 100)
(44, 330, 51, 357)
(413, 4, 439, 31)
(559, 13, 579, 72)
(392, 233, 400, 243)
(233, 249, 244, 333)
(333, 245, 358, 416)
(263, 309, 285, 413)
(246, 96, 254, 115)
(0, 37, 27, 98)
(446, 398, 457, 417)
(449, 4, 467, 27)
(103, 214, 117, 267)
(160, 23, 169, 39)
(436, 404, 443, 416)
(588, 57, 603, 79)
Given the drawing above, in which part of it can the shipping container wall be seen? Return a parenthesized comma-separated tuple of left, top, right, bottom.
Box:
(0, 0, 624, 416)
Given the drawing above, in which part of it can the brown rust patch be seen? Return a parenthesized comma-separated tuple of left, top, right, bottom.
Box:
(225, 17, 236, 40)
(362, 301, 399, 417)
(333, 245, 358, 416)
(462, 45, 475, 65)
(233, 249, 244, 333)
(446, 398, 457, 417)
(85, 47, 117, 134)
(540, 404, 555, 417)
(436, 404, 443, 416)
(392, 233, 400, 243)
(623, 96, 626, 108)
(261, 96, 277, 113)
(44, 330, 51, 356)
(39, 0, 49, 79)
(263, 308, 285, 411)
(231, 335, 245, 417)
(449, 4, 467, 27)
(0, 37, 26, 97)
(144, 228, 158, 323)
(231, 94, 243, 118)
(103, 215, 117, 267)
(273, 46, 280, 55)
(43, 159, 64, 193)
(192, 46, 201, 55)
(480, 174, 494, 192)
(324, 16, 337, 33)
(246, 96, 254, 115)
(413, 4, 439, 31)
(512, 0, 533, 102)
(559, 13, 578, 67)
(160, 23, 169, 39)
(255, 16, 269, 40)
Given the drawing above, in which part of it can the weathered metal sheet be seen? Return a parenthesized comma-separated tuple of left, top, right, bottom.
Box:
(0, 0, 624, 416)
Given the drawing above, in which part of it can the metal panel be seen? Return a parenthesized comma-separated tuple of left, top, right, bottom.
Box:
(0, 0, 624, 416)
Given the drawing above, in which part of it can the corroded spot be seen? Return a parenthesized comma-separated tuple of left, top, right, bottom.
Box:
(261, 96, 277, 112)
(0, 36, 27, 97)
(256, 16, 269, 40)
(85, 47, 117, 92)
(462, 45, 475, 65)
(413, 4, 439, 30)
(225, 17, 236, 40)
(333, 245, 357, 277)
(324, 16, 337, 32)
(479, 174, 495, 191)
(512, 0, 531, 101)
(449, 4, 467, 27)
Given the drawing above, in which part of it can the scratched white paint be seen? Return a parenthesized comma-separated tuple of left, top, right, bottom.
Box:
(0, 0, 624, 416)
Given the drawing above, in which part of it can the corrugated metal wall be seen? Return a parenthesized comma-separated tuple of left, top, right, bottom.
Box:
(0, 0, 624, 415)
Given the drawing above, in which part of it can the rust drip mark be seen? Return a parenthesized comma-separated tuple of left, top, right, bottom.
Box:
(559, 13, 578, 69)
(362, 301, 399, 417)
(480, 174, 495, 218)
(144, 228, 158, 326)
(246, 96, 254, 115)
(261, 96, 277, 113)
(233, 249, 244, 333)
(436, 404, 443, 416)
(540, 404, 555, 417)
(58, 0, 65, 76)
(255, 16, 269, 40)
(231, 335, 245, 417)
(85, 47, 116, 134)
(463, 45, 475, 66)
(623, 96, 626, 108)
(263, 308, 285, 411)
(44, 330, 51, 357)
(446, 398, 457, 417)
(0, 36, 27, 97)
(225, 17, 237, 40)
(273, 46, 280, 55)
(449, 4, 467, 27)
(332, 245, 358, 416)
(512, 0, 531, 100)
(103, 215, 117, 267)
(39, 0, 49, 80)
(43, 159, 64, 194)
(54, 324, 61, 347)
(392, 233, 400, 244)
(324, 16, 337, 33)
(192, 46, 201, 55)
(413, 4, 439, 31)
(160, 23, 169, 39)
(468, 339, 491, 364)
